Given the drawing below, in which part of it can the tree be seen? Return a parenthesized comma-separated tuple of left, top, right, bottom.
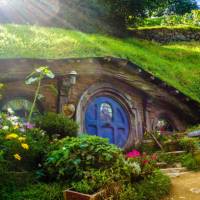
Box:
(167, 0, 198, 15)
(55, 0, 169, 35)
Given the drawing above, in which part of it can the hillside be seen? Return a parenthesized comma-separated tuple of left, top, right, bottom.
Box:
(0, 24, 200, 103)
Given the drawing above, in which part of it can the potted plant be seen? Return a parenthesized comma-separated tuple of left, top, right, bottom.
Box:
(63, 180, 121, 200)
(63, 188, 107, 200)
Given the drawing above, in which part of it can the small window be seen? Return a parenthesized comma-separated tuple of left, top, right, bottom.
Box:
(100, 103, 112, 121)
(156, 118, 174, 134)
(1, 98, 39, 120)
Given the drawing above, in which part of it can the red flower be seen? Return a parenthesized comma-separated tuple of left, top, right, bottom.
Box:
(143, 160, 149, 164)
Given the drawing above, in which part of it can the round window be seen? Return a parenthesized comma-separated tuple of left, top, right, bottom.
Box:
(1, 98, 40, 119)
(156, 117, 175, 134)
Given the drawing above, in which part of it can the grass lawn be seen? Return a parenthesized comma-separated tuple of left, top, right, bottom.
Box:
(130, 25, 200, 31)
(0, 24, 200, 103)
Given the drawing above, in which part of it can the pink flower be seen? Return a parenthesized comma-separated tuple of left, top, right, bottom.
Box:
(24, 122, 34, 129)
(126, 150, 141, 158)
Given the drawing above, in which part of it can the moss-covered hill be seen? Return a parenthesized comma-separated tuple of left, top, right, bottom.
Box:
(0, 24, 200, 103)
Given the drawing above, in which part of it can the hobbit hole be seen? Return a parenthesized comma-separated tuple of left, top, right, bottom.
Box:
(0, 57, 199, 149)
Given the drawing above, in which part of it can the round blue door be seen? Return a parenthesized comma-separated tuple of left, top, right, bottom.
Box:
(85, 96, 129, 147)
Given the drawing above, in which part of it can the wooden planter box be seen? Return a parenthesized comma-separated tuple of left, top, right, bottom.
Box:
(63, 189, 106, 200)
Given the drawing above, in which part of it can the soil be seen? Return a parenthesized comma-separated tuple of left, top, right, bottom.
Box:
(163, 172, 200, 200)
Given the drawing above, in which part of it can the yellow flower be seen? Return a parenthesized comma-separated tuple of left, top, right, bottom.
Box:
(18, 137, 26, 142)
(14, 153, 21, 161)
(5, 133, 18, 140)
(21, 143, 29, 150)
(14, 125, 19, 129)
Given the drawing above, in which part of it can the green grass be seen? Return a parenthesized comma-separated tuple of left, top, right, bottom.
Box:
(130, 25, 200, 30)
(0, 24, 200, 102)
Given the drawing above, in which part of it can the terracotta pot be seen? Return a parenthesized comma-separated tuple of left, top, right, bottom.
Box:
(63, 189, 106, 200)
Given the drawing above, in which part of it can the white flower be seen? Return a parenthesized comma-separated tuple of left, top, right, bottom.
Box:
(19, 128, 25, 133)
(7, 108, 14, 114)
(2, 126, 9, 130)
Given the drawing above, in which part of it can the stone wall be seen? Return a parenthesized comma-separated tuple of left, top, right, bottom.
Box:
(130, 28, 200, 43)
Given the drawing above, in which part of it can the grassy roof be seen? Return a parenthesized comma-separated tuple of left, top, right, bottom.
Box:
(0, 24, 200, 103)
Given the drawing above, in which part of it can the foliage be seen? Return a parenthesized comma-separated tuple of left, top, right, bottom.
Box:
(167, 0, 198, 15)
(162, 10, 200, 26)
(1, 24, 200, 103)
(35, 112, 78, 138)
(181, 153, 200, 170)
(158, 152, 200, 170)
(126, 149, 158, 176)
(0, 83, 4, 100)
(119, 170, 171, 200)
(1, 183, 64, 200)
(0, 171, 35, 200)
(71, 169, 111, 194)
(137, 10, 200, 27)
(25, 66, 55, 122)
(143, 131, 200, 153)
(178, 136, 200, 152)
(0, 110, 49, 171)
(45, 135, 122, 181)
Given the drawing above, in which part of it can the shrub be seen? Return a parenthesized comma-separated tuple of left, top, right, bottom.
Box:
(178, 137, 200, 153)
(162, 15, 183, 26)
(71, 169, 111, 194)
(1, 127, 49, 171)
(45, 135, 122, 181)
(181, 153, 200, 170)
(35, 112, 78, 138)
(126, 149, 158, 176)
(119, 184, 138, 200)
(1, 183, 64, 200)
(0, 171, 36, 200)
(119, 170, 171, 200)
(19, 128, 50, 171)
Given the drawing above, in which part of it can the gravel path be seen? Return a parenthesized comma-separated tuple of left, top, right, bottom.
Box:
(163, 172, 200, 200)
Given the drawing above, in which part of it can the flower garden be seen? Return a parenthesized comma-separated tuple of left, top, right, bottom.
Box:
(0, 66, 200, 200)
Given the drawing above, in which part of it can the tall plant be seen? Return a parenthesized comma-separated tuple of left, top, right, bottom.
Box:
(25, 66, 55, 122)
(0, 83, 4, 100)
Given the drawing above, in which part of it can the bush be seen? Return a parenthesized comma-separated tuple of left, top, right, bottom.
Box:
(1, 183, 64, 200)
(136, 10, 200, 27)
(0, 171, 36, 200)
(35, 112, 78, 138)
(45, 135, 122, 181)
(126, 149, 158, 176)
(178, 137, 200, 153)
(71, 169, 111, 194)
(1, 128, 49, 171)
(181, 153, 200, 170)
(119, 170, 171, 200)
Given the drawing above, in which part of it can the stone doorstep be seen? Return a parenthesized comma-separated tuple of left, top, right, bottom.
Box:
(160, 167, 187, 174)
(156, 162, 168, 168)
(163, 151, 186, 155)
(166, 171, 190, 178)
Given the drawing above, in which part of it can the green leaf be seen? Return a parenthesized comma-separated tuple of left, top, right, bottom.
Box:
(25, 77, 39, 84)
(45, 70, 55, 79)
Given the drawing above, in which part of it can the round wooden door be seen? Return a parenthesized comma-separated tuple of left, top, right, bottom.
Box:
(85, 96, 129, 147)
